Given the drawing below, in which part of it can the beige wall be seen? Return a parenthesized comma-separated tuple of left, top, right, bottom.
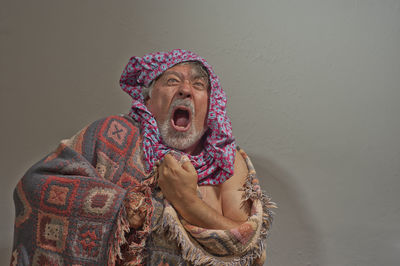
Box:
(1, 1, 400, 265)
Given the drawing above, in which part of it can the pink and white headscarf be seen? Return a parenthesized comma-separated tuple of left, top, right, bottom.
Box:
(120, 49, 235, 185)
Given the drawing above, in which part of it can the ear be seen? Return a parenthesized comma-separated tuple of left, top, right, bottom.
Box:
(144, 96, 153, 112)
(144, 96, 150, 106)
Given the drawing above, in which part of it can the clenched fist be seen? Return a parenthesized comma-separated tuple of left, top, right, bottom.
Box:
(157, 154, 198, 207)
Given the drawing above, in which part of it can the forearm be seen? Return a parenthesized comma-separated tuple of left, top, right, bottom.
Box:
(158, 154, 248, 230)
(171, 193, 243, 230)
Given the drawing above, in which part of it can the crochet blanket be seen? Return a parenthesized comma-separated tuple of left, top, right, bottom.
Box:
(11, 115, 275, 265)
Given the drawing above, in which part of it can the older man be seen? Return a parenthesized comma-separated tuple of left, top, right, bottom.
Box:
(11, 50, 275, 265)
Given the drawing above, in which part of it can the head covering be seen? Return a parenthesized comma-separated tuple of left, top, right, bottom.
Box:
(120, 49, 235, 185)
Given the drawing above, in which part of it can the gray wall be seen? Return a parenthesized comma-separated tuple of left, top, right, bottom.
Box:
(1, 1, 399, 265)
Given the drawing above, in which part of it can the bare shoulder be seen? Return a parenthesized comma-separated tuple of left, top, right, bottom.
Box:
(222, 151, 248, 189)
(220, 150, 251, 222)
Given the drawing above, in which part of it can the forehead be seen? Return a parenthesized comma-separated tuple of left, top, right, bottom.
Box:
(160, 62, 209, 80)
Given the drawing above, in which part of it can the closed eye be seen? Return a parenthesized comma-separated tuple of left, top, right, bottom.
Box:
(193, 81, 207, 90)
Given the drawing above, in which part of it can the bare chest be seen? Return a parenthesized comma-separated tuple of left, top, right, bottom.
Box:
(198, 185, 223, 215)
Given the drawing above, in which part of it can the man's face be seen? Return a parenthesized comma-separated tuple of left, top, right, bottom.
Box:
(145, 63, 209, 153)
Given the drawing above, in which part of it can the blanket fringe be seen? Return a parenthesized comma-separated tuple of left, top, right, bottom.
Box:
(156, 177, 276, 266)
(244, 172, 277, 239)
(109, 205, 130, 266)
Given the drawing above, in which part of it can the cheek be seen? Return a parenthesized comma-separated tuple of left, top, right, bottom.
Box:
(196, 96, 209, 125)
(147, 91, 173, 122)
(146, 98, 161, 121)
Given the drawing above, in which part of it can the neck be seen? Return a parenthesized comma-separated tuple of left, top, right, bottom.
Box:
(182, 140, 203, 155)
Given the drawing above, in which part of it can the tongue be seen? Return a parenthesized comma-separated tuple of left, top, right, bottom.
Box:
(176, 117, 188, 127)
(174, 110, 189, 127)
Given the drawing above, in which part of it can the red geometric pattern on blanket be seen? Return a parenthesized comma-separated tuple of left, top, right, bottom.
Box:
(99, 116, 136, 155)
(14, 181, 32, 228)
(79, 184, 119, 219)
(117, 172, 140, 190)
(70, 221, 107, 261)
(40, 176, 80, 215)
(32, 248, 64, 266)
(36, 212, 69, 253)
(126, 134, 147, 177)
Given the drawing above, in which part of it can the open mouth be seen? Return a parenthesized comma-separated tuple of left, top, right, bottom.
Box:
(171, 106, 192, 132)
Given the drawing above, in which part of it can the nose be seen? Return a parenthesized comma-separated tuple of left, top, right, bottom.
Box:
(178, 80, 192, 99)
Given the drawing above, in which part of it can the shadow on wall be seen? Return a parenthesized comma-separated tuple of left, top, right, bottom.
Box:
(249, 153, 325, 266)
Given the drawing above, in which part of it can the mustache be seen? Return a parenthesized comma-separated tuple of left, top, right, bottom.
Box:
(168, 98, 195, 116)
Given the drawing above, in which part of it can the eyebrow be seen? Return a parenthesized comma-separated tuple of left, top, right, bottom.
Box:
(162, 70, 209, 85)
(191, 74, 208, 81)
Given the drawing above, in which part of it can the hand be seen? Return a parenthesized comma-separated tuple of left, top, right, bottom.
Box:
(158, 153, 244, 230)
(157, 154, 198, 207)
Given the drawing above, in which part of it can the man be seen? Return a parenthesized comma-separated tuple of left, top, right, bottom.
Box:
(11, 49, 275, 265)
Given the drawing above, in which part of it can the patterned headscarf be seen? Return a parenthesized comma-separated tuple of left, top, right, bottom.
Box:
(120, 49, 235, 185)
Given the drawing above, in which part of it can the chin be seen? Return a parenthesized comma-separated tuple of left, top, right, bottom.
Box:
(159, 122, 206, 151)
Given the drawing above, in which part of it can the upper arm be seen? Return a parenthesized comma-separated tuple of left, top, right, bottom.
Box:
(220, 151, 251, 222)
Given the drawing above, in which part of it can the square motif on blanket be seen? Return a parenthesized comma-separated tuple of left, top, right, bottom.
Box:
(40, 176, 80, 215)
(80, 185, 119, 219)
(32, 248, 64, 266)
(70, 221, 107, 261)
(99, 117, 136, 154)
(36, 212, 69, 253)
(48, 185, 69, 205)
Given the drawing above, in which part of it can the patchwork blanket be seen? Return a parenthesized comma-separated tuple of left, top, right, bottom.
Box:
(11, 115, 275, 265)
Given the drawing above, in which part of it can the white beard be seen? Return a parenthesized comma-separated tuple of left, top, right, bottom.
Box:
(158, 99, 206, 151)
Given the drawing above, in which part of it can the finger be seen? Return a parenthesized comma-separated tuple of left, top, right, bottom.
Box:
(157, 162, 166, 182)
(180, 155, 196, 173)
(163, 153, 180, 168)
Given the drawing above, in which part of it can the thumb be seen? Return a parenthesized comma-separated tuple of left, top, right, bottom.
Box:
(180, 155, 196, 173)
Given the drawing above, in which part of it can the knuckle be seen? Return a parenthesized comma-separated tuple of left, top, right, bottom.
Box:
(161, 167, 168, 176)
